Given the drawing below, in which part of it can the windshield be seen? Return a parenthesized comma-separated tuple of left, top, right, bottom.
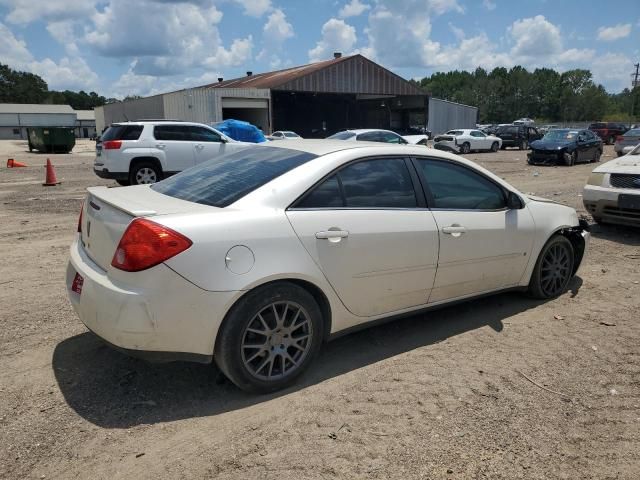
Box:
(543, 130, 577, 141)
(151, 147, 317, 207)
(327, 131, 356, 140)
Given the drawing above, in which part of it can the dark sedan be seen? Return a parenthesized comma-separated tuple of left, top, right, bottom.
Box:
(527, 129, 603, 166)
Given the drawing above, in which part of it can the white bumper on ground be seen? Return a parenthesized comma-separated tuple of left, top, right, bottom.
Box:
(66, 236, 238, 361)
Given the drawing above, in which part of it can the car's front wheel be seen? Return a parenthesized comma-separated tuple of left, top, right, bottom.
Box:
(215, 282, 324, 393)
(528, 235, 575, 299)
(490, 141, 499, 152)
(460, 142, 471, 154)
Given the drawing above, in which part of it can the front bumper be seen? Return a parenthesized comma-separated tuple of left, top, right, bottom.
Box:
(527, 150, 567, 165)
(583, 185, 640, 226)
(66, 236, 238, 362)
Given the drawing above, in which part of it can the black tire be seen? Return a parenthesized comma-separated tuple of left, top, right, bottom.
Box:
(565, 151, 577, 166)
(591, 149, 602, 163)
(215, 282, 324, 393)
(129, 161, 161, 185)
(116, 179, 130, 186)
(490, 141, 499, 152)
(460, 142, 471, 154)
(528, 235, 575, 299)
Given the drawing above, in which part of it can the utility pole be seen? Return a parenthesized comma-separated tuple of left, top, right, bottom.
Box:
(630, 63, 639, 123)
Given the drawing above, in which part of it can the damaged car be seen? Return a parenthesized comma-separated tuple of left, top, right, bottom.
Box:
(528, 129, 602, 166)
(433, 129, 502, 154)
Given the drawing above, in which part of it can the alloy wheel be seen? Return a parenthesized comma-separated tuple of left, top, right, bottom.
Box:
(241, 301, 313, 381)
(135, 167, 157, 184)
(540, 243, 572, 297)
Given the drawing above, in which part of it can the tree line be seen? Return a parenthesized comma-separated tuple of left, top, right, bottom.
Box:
(416, 66, 640, 124)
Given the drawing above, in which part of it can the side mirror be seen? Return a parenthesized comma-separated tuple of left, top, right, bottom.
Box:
(507, 191, 524, 209)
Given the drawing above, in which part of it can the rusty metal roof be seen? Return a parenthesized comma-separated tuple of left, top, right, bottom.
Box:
(205, 54, 426, 96)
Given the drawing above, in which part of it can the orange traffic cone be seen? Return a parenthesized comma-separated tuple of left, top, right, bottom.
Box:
(7, 158, 27, 168)
(43, 158, 60, 186)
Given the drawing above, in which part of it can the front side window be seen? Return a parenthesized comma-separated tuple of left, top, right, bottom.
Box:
(470, 131, 485, 137)
(378, 132, 406, 144)
(355, 131, 381, 142)
(294, 158, 417, 209)
(189, 126, 222, 142)
(416, 159, 506, 210)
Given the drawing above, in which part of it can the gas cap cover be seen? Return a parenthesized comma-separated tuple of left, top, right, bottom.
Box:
(224, 245, 255, 274)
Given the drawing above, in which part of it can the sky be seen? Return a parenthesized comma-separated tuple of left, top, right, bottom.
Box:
(0, 0, 638, 99)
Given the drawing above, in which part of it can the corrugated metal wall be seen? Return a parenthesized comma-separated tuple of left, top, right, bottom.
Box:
(428, 98, 478, 134)
(277, 56, 425, 96)
(101, 95, 165, 126)
(95, 107, 105, 133)
(0, 112, 76, 127)
(163, 88, 217, 124)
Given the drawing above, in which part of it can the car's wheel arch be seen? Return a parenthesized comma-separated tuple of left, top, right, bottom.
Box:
(536, 225, 587, 277)
(130, 156, 163, 176)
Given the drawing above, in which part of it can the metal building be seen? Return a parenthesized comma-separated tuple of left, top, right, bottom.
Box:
(428, 98, 478, 135)
(0, 104, 76, 140)
(96, 54, 477, 137)
(74, 110, 97, 139)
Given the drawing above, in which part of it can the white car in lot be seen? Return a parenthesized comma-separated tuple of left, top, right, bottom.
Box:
(94, 121, 249, 185)
(68, 140, 589, 392)
(433, 129, 502, 154)
(583, 143, 640, 226)
(268, 130, 302, 140)
(327, 129, 428, 145)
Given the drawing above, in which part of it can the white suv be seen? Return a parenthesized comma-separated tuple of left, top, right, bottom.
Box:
(94, 121, 249, 185)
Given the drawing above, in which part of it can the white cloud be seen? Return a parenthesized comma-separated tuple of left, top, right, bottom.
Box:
(339, 0, 370, 18)
(508, 15, 562, 58)
(232, 0, 271, 17)
(257, 9, 294, 66)
(590, 52, 634, 92)
(308, 18, 357, 62)
(448, 22, 465, 41)
(0, 21, 98, 91)
(482, 0, 496, 10)
(597, 23, 632, 42)
(46, 20, 79, 55)
(0, 0, 97, 24)
(108, 66, 225, 98)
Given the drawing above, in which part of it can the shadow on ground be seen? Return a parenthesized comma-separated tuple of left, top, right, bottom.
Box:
(588, 222, 640, 247)
(53, 284, 579, 428)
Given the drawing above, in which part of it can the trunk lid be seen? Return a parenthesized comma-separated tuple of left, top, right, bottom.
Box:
(80, 185, 214, 270)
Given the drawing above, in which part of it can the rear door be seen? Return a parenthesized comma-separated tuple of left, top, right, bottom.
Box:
(286, 157, 439, 317)
(153, 125, 195, 173)
(413, 157, 535, 302)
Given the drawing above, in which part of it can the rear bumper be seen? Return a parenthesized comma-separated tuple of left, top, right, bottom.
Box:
(583, 185, 640, 226)
(66, 236, 239, 361)
(433, 142, 459, 153)
(93, 166, 129, 181)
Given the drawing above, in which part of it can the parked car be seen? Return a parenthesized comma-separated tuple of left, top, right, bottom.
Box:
(583, 143, 640, 226)
(588, 122, 628, 145)
(68, 140, 589, 393)
(513, 118, 535, 126)
(94, 121, 249, 186)
(538, 125, 559, 135)
(614, 128, 640, 157)
(395, 126, 433, 143)
(528, 129, 602, 166)
(327, 129, 409, 144)
(268, 130, 302, 140)
(433, 129, 502, 153)
(495, 124, 542, 150)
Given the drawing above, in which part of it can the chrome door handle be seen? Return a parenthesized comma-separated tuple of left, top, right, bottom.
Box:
(315, 230, 349, 239)
(156, 144, 166, 149)
(442, 225, 466, 236)
(195, 144, 204, 149)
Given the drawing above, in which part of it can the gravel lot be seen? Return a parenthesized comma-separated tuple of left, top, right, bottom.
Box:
(0, 139, 638, 479)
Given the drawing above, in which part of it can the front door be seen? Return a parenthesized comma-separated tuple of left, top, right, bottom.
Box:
(188, 126, 226, 164)
(413, 157, 535, 303)
(287, 157, 439, 317)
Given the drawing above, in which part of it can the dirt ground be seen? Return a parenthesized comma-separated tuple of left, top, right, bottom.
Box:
(0, 139, 638, 479)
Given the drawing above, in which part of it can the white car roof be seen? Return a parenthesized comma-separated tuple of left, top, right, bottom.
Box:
(337, 129, 399, 135)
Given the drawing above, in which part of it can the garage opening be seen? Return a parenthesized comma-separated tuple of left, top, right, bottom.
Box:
(221, 98, 270, 133)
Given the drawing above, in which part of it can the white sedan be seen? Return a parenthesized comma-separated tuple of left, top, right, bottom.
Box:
(327, 129, 428, 145)
(268, 130, 302, 140)
(583, 143, 640, 226)
(434, 129, 502, 154)
(67, 140, 589, 393)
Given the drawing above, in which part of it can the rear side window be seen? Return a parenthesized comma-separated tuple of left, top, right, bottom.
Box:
(101, 125, 143, 141)
(327, 131, 355, 140)
(152, 147, 317, 207)
(417, 159, 506, 210)
(154, 125, 192, 141)
(295, 158, 417, 209)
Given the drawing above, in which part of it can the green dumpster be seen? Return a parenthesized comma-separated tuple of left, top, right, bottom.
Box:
(27, 127, 75, 153)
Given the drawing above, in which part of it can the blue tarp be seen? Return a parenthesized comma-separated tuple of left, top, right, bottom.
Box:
(214, 119, 267, 143)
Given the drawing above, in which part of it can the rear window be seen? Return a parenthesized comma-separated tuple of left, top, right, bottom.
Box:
(327, 131, 355, 140)
(497, 126, 518, 134)
(151, 147, 317, 207)
(101, 124, 143, 141)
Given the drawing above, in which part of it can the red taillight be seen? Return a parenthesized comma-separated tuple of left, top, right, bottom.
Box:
(111, 218, 192, 272)
(78, 203, 83, 233)
(616, 136, 624, 143)
(103, 140, 122, 149)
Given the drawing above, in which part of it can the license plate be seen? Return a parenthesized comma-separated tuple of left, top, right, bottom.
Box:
(618, 194, 640, 210)
(71, 272, 84, 295)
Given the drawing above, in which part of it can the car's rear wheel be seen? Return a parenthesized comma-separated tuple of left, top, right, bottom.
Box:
(215, 282, 324, 393)
(129, 162, 161, 185)
(490, 141, 499, 152)
(460, 142, 470, 154)
(528, 235, 574, 299)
